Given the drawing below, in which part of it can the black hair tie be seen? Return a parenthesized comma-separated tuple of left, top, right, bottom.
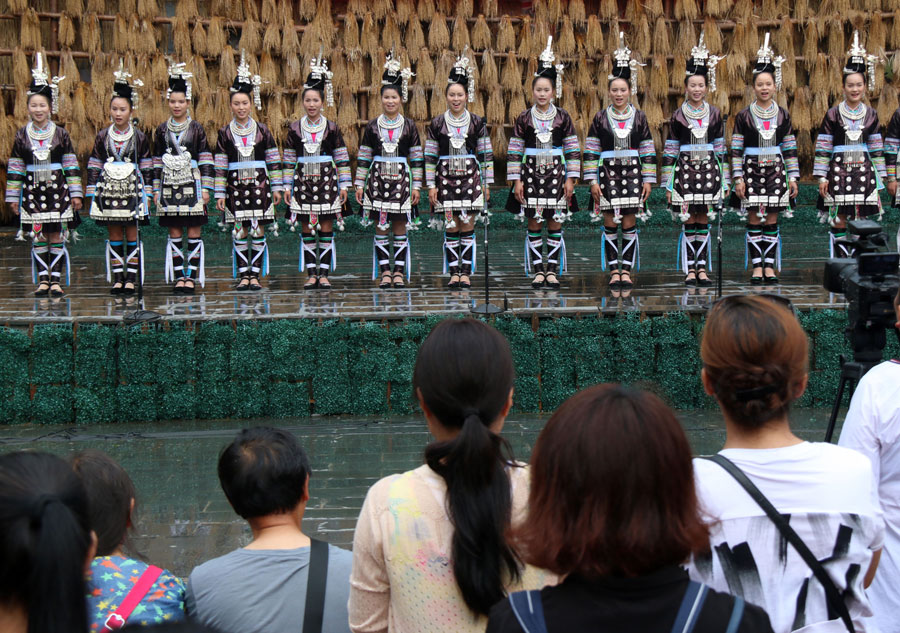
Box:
(29, 494, 59, 524)
(734, 384, 779, 402)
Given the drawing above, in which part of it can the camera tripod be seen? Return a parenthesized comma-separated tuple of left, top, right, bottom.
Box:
(823, 323, 888, 443)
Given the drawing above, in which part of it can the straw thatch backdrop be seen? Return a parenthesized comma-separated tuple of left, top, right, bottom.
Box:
(1, 0, 899, 222)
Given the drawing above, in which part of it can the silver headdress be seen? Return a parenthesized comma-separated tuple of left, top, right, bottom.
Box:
(230, 49, 263, 109)
(535, 36, 565, 95)
(448, 50, 476, 103)
(754, 33, 785, 90)
(609, 31, 645, 95)
(112, 60, 144, 110)
(305, 55, 334, 107)
(686, 32, 725, 92)
(27, 52, 65, 115)
(844, 30, 880, 93)
(166, 61, 193, 101)
(382, 49, 414, 103)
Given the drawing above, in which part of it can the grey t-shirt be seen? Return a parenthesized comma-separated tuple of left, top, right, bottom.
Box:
(185, 544, 353, 633)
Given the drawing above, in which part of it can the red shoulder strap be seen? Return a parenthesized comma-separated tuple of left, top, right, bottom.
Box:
(102, 565, 164, 631)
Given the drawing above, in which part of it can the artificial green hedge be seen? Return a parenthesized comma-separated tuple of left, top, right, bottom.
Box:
(1, 310, 895, 425)
(67, 184, 899, 240)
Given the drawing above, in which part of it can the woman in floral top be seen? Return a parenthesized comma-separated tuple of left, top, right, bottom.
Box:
(72, 450, 186, 630)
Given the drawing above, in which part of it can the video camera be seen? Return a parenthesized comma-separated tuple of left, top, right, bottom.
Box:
(823, 219, 899, 363)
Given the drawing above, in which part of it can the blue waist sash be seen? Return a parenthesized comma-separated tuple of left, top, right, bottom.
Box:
(744, 147, 782, 156)
(524, 148, 564, 157)
(599, 149, 639, 159)
(228, 160, 268, 171)
(294, 156, 334, 164)
(438, 154, 477, 160)
(27, 163, 63, 171)
(833, 144, 868, 152)
(373, 156, 409, 164)
(679, 144, 715, 152)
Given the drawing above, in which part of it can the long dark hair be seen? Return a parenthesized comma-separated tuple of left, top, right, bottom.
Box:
(71, 450, 136, 556)
(0, 451, 92, 633)
(414, 318, 520, 615)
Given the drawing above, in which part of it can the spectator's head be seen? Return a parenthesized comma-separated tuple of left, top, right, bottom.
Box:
(218, 427, 310, 521)
(71, 450, 136, 556)
(514, 384, 708, 578)
(414, 318, 519, 616)
(701, 295, 808, 429)
(0, 451, 95, 633)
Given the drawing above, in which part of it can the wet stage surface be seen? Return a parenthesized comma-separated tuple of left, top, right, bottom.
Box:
(0, 225, 850, 323)
(0, 411, 840, 578)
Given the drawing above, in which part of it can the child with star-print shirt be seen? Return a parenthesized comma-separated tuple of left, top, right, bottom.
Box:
(86, 555, 185, 630)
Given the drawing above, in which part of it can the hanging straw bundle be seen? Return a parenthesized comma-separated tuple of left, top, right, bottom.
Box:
(13, 47, 29, 90)
(239, 17, 262, 56)
(429, 13, 450, 53)
(470, 91, 484, 118)
(58, 14, 77, 48)
(526, 56, 538, 83)
(372, 0, 393, 21)
(486, 84, 505, 124)
(760, 0, 778, 20)
(671, 55, 687, 90)
(652, 16, 671, 54)
(674, 21, 695, 58)
(149, 53, 167, 90)
(827, 18, 845, 62)
(649, 54, 668, 100)
(497, 15, 516, 53)
(382, 14, 402, 53)
(509, 88, 526, 118)
(192, 55, 209, 94)
(258, 53, 277, 95)
(631, 14, 651, 58)
(87, 0, 105, 11)
(472, 15, 492, 50)
(347, 51, 366, 91)
(585, 16, 603, 56)
(501, 53, 521, 95)
(113, 15, 130, 53)
(533, 19, 550, 56)
(801, 19, 819, 63)
(262, 20, 281, 53)
(172, 17, 192, 57)
(137, 0, 158, 20)
(176, 0, 198, 20)
(606, 20, 622, 54)
(418, 0, 436, 22)
(208, 17, 228, 55)
(20, 8, 41, 50)
(600, 0, 617, 21)
(869, 13, 886, 53)
(360, 13, 379, 59)
(730, 0, 753, 23)
(344, 12, 361, 54)
(285, 50, 303, 84)
(347, 0, 366, 18)
(877, 83, 899, 125)
(298, 0, 316, 21)
(557, 16, 576, 57)
(490, 125, 506, 161)
(394, 0, 415, 25)
(191, 19, 209, 57)
(480, 50, 498, 87)
(429, 85, 444, 118)
(704, 0, 724, 18)
(573, 58, 593, 95)
(218, 46, 238, 86)
(809, 53, 828, 99)
(119, 0, 137, 17)
(702, 18, 722, 54)
(8, 0, 27, 11)
(282, 21, 300, 58)
(408, 84, 427, 120)
(891, 10, 900, 50)
(417, 50, 435, 86)
(789, 87, 811, 132)
(406, 20, 425, 61)
(517, 16, 532, 59)
(674, 0, 699, 21)
(451, 15, 471, 51)
(82, 13, 102, 55)
(455, 0, 474, 20)
(569, 0, 586, 27)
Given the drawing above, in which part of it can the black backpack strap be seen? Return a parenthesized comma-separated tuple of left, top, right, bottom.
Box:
(508, 590, 549, 633)
(302, 538, 329, 633)
(670, 580, 709, 633)
(701, 454, 856, 633)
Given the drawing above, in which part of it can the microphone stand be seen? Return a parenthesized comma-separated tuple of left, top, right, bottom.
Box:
(470, 160, 504, 316)
(715, 114, 728, 301)
(123, 117, 160, 324)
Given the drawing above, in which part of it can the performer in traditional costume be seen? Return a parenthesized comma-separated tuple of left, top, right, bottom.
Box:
(424, 51, 493, 290)
(885, 105, 900, 211)
(6, 53, 81, 297)
(584, 33, 655, 289)
(152, 62, 214, 294)
(662, 33, 729, 287)
(87, 62, 153, 296)
(214, 50, 283, 291)
(730, 34, 799, 284)
(814, 31, 887, 257)
(506, 37, 580, 290)
(284, 56, 351, 290)
(355, 51, 423, 289)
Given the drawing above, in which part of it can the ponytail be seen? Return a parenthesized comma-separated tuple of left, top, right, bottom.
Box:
(414, 319, 520, 615)
(0, 452, 91, 633)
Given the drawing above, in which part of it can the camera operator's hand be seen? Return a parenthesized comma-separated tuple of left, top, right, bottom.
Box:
(818, 179, 829, 199)
(888, 180, 898, 198)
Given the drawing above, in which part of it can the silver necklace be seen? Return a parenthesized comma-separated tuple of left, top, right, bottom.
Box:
(377, 114, 404, 178)
(531, 104, 557, 171)
(230, 117, 257, 159)
(838, 101, 867, 162)
(167, 116, 190, 134)
(839, 101, 866, 121)
(750, 101, 778, 149)
(531, 104, 557, 122)
(445, 109, 471, 128)
(682, 101, 710, 161)
(607, 105, 634, 152)
(445, 110, 471, 175)
(300, 115, 327, 178)
(107, 124, 134, 160)
(27, 120, 56, 181)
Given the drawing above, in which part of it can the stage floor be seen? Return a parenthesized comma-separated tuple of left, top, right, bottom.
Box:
(0, 225, 848, 323)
